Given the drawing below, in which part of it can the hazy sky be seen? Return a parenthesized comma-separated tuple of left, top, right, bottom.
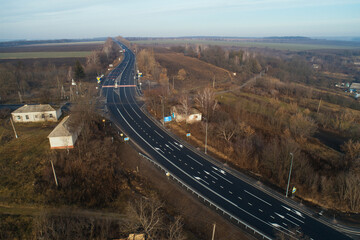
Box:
(1, 0, 360, 40)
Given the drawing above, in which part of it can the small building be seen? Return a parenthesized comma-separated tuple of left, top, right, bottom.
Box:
(171, 105, 202, 124)
(350, 82, 360, 90)
(47, 116, 80, 149)
(114, 233, 146, 240)
(11, 104, 61, 123)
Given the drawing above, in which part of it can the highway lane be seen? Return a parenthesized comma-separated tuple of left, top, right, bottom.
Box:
(102, 40, 353, 240)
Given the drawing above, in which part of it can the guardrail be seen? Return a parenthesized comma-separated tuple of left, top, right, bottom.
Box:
(138, 152, 272, 240)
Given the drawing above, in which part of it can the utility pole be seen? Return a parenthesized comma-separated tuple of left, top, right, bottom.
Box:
(317, 98, 322, 113)
(10, 117, 18, 138)
(18, 91, 23, 103)
(161, 97, 165, 125)
(205, 117, 208, 154)
(211, 223, 216, 240)
(50, 159, 58, 187)
(286, 153, 294, 198)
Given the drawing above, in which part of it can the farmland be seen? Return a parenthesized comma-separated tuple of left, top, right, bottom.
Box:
(132, 38, 360, 51)
(0, 51, 93, 59)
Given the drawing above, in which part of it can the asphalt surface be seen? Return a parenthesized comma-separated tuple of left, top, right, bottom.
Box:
(102, 40, 354, 240)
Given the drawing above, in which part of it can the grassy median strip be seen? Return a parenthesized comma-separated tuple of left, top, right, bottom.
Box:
(0, 51, 92, 59)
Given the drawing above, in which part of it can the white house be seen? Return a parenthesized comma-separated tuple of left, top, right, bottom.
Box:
(11, 104, 61, 123)
(170, 105, 202, 124)
(47, 116, 80, 149)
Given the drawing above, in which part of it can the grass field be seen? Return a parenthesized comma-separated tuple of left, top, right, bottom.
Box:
(0, 120, 57, 204)
(32, 41, 105, 47)
(132, 39, 360, 51)
(0, 51, 92, 59)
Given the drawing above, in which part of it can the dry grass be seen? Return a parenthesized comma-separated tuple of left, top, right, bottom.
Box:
(155, 52, 232, 91)
(0, 119, 56, 204)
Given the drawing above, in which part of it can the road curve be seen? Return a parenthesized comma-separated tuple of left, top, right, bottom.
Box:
(101, 40, 354, 240)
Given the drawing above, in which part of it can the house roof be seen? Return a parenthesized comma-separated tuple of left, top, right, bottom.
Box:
(48, 116, 72, 138)
(12, 104, 55, 114)
(171, 105, 201, 115)
(350, 82, 360, 89)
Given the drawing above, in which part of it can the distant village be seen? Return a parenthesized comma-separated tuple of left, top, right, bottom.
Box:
(335, 82, 360, 99)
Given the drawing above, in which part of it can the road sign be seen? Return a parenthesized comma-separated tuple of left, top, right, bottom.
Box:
(292, 187, 297, 194)
(124, 137, 129, 141)
(186, 133, 191, 137)
(164, 116, 172, 122)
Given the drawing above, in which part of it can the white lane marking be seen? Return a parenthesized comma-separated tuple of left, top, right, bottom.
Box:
(204, 170, 218, 180)
(174, 142, 183, 148)
(285, 218, 299, 227)
(238, 196, 242, 200)
(286, 213, 304, 224)
(270, 222, 295, 235)
(154, 147, 164, 153)
(113, 54, 293, 239)
(204, 175, 208, 179)
(184, 163, 187, 166)
(282, 222, 287, 226)
(211, 171, 233, 184)
(144, 121, 151, 127)
(270, 215, 275, 219)
(179, 159, 182, 162)
(122, 107, 134, 120)
(293, 210, 305, 219)
(154, 130, 164, 138)
(193, 176, 209, 185)
(282, 205, 291, 211)
(187, 154, 204, 166)
(259, 209, 263, 212)
(191, 167, 194, 170)
(220, 185, 224, 189)
(229, 191, 233, 194)
(197, 171, 201, 174)
(248, 202, 253, 206)
(275, 212, 285, 219)
(212, 181, 215, 183)
(212, 166, 218, 171)
(244, 190, 272, 206)
(168, 142, 181, 151)
(282, 205, 305, 219)
(132, 108, 142, 118)
(165, 144, 174, 151)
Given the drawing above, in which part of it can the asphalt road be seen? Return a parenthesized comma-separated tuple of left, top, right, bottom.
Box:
(102, 40, 353, 240)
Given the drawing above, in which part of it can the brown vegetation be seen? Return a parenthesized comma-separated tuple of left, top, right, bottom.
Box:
(140, 44, 360, 214)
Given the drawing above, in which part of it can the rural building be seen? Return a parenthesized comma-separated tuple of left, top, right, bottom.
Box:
(171, 105, 202, 124)
(11, 104, 61, 123)
(47, 115, 80, 149)
(114, 234, 146, 240)
(349, 82, 360, 92)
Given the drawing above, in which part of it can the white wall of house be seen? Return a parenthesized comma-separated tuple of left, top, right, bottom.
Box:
(187, 113, 202, 123)
(12, 110, 60, 123)
(49, 135, 77, 149)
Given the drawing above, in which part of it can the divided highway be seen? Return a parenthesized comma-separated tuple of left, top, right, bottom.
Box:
(102, 40, 353, 240)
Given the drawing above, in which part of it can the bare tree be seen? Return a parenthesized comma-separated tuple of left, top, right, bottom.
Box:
(217, 119, 237, 146)
(168, 216, 186, 240)
(289, 113, 317, 139)
(195, 87, 218, 120)
(179, 94, 191, 118)
(127, 197, 164, 240)
(341, 140, 360, 170)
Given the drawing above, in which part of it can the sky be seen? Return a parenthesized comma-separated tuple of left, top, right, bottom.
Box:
(0, 0, 360, 40)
